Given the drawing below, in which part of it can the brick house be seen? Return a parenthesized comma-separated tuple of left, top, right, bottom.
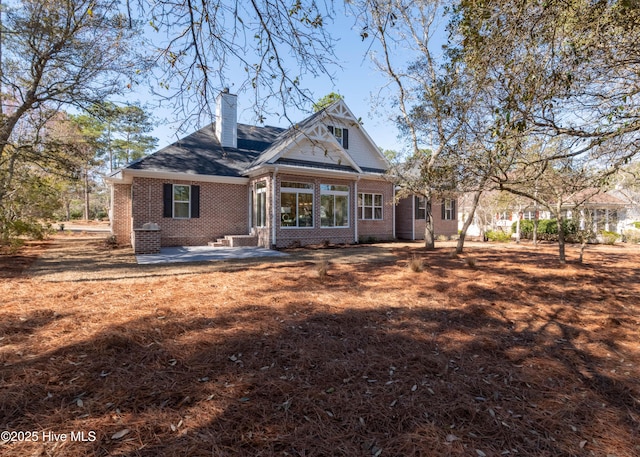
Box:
(107, 91, 457, 254)
(395, 195, 458, 241)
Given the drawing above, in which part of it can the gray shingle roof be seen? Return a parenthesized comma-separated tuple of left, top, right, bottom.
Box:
(124, 104, 383, 177)
(126, 123, 285, 177)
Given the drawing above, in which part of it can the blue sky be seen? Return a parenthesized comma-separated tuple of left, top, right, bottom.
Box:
(138, 8, 410, 154)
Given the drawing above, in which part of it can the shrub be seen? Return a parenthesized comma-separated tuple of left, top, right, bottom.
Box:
(525, 218, 579, 242)
(408, 256, 424, 272)
(316, 260, 329, 279)
(622, 229, 640, 244)
(633, 222, 640, 229)
(485, 230, 511, 242)
(436, 234, 448, 241)
(514, 219, 535, 239)
(600, 230, 619, 245)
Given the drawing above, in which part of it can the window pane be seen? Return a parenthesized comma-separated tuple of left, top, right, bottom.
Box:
(174, 202, 189, 218)
(374, 194, 382, 206)
(336, 195, 348, 226)
(174, 185, 190, 202)
(281, 181, 312, 189)
(298, 193, 314, 227)
(256, 192, 266, 227)
(358, 193, 363, 206)
(281, 192, 297, 227)
(374, 207, 382, 220)
(321, 194, 334, 227)
(365, 207, 373, 219)
(364, 194, 372, 206)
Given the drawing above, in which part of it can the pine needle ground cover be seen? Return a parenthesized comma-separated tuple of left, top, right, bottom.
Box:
(1, 236, 639, 456)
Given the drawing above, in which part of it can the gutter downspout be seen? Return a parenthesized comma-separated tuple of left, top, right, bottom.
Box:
(412, 194, 416, 240)
(272, 167, 278, 247)
(354, 176, 360, 243)
(392, 185, 396, 239)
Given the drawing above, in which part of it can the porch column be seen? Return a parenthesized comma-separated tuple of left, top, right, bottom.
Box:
(605, 209, 610, 231)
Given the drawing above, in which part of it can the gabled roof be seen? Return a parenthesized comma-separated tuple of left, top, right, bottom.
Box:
(119, 99, 388, 179)
(126, 123, 285, 178)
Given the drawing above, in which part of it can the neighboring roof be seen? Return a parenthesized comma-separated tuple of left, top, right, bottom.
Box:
(126, 123, 285, 178)
(566, 190, 626, 206)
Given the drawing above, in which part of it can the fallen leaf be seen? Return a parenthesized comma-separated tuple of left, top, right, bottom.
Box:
(579, 440, 587, 449)
(476, 450, 486, 457)
(111, 429, 130, 440)
(446, 434, 459, 442)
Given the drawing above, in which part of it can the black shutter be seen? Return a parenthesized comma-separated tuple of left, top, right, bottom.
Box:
(163, 184, 173, 218)
(343, 128, 349, 149)
(441, 200, 446, 220)
(451, 199, 456, 219)
(191, 185, 200, 218)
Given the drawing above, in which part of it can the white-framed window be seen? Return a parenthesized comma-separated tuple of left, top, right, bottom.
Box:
(254, 182, 267, 228)
(173, 185, 190, 219)
(415, 196, 426, 220)
(280, 181, 314, 228)
(327, 125, 349, 149)
(321, 184, 349, 227)
(443, 199, 455, 220)
(358, 193, 383, 220)
(523, 210, 537, 220)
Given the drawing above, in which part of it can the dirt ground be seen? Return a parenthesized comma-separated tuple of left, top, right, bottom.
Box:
(1, 234, 639, 456)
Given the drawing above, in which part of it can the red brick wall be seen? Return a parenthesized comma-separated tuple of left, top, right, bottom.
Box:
(111, 183, 132, 245)
(131, 177, 250, 246)
(433, 200, 459, 238)
(396, 196, 459, 240)
(274, 174, 357, 248)
(132, 229, 161, 254)
(395, 196, 414, 239)
(356, 179, 395, 242)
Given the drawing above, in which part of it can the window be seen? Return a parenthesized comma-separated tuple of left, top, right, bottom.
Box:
(358, 193, 383, 220)
(254, 182, 267, 228)
(163, 183, 200, 219)
(327, 125, 349, 149)
(415, 196, 426, 220)
(280, 181, 313, 228)
(321, 184, 349, 227)
(442, 199, 456, 220)
(523, 211, 538, 220)
(173, 185, 190, 218)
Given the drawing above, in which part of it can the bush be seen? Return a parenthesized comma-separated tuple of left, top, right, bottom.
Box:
(517, 219, 579, 242)
(623, 229, 640, 244)
(600, 230, 619, 245)
(633, 222, 640, 229)
(485, 230, 512, 242)
(514, 219, 535, 239)
(407, 256, 424, 272)
(2, 219, 54, 242)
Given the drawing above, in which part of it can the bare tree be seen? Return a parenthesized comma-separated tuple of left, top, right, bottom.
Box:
(141, 0, 339, 124)
(0, 0, 145, 236)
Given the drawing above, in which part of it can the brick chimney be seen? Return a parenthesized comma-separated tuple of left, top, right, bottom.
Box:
(215, 89, 237, 148)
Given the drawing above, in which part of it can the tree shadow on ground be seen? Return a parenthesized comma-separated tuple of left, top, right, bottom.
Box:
(1, 301, 639, 457)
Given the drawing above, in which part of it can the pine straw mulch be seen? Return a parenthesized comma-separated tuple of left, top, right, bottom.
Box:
(1, 237, 640, 456)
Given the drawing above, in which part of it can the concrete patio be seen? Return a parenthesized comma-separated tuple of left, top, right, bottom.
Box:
(135, 245, 289, 264)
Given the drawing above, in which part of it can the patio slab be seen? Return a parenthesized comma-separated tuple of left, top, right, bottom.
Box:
(136, 245, 289, 265)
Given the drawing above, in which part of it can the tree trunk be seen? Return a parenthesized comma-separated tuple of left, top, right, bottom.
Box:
(515, 212, 521, 243)
(83, 167, 90, 220)
(425, 200, 435, 250)
(457, 188, 483, 254)
(557, 210, 566, 264)
(533, 215, 538, 246)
